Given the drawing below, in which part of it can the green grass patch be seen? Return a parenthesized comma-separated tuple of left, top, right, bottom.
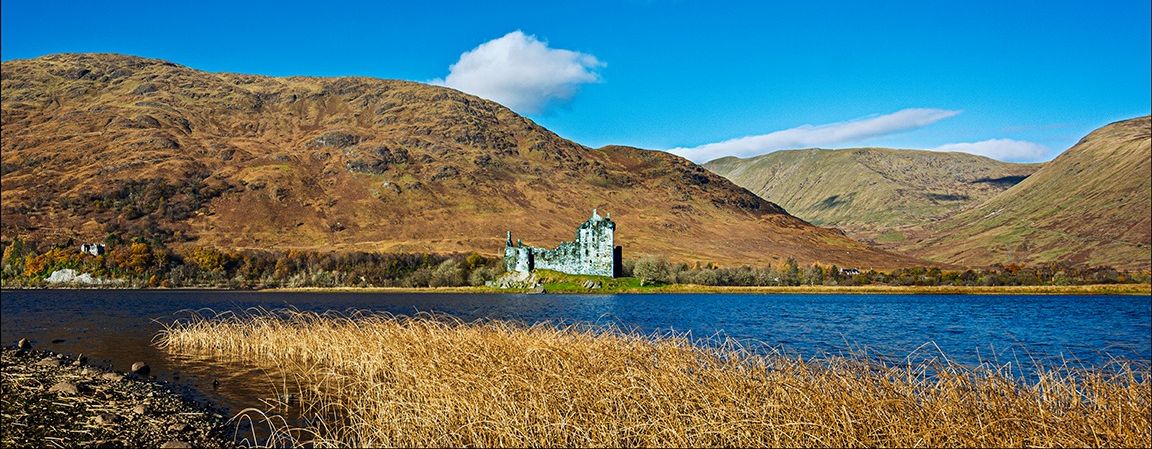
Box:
(534, 269, 656, 293)
(875, 231, 906, 243)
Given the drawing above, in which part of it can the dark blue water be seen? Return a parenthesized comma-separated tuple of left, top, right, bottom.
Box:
(2, 289, 1149, 416)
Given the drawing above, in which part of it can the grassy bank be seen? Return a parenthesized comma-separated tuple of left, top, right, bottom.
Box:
(267, 282, 1152, 295)
(157, 310, 1151, 447)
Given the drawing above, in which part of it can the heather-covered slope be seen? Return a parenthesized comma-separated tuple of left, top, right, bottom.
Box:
(901, 116, 1152, 269)
(705, 148, 1039, 243)
(0, 54, 922, 268)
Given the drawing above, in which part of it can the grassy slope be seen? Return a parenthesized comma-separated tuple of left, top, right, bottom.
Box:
(704, 148, 1039, 243)
(0, 53, 925, 268)
(899, 117, 1152, 269)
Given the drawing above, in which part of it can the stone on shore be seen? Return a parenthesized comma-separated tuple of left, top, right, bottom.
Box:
(44, 268, 102, 284)
(48, 381, 80, 395)
(495, 271, 538, 289)
(3, 346, 234, 447)
(130, 361, 150, 376)
(17, 338, 31, 350)
(94, 412, 121, 426)
(101, 372, 125, 382)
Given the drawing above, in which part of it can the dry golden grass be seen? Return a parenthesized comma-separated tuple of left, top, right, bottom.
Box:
(157, 309, 1151, 448)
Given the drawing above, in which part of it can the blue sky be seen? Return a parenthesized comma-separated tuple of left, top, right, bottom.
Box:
(2, 0, 1149, 162)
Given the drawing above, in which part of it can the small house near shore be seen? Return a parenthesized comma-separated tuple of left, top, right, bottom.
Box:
(80, 243, 106, 256)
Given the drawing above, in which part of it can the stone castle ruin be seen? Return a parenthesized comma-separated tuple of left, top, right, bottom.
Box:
(504, 210, 621, 278)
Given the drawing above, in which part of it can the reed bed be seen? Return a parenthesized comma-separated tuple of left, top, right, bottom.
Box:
(156, 309, 1151, 448)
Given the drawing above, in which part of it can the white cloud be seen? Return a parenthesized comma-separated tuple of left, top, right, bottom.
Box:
(668, 108, 961, 162)
(430, 30, 605, 114)
(932, 139, 1050, 162)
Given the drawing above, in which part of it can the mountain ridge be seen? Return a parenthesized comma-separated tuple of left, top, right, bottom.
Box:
(704, 147, 1041, 244)
(0, 53, 924, 268)
(898, 116, 1151, 269)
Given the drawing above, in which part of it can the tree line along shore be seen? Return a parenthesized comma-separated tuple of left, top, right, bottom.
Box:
(2, 238, 1149, 291)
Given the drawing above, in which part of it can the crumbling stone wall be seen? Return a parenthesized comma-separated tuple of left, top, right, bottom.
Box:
(504, 241, 533, 273)
(504, 210, 620, 277)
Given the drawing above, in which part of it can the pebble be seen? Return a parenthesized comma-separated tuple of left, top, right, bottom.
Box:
(37, 357, 62, 367)
(72, 353, 88, 367)
(169, 422, 192, 432)
(94, 412, 120, 426)
(160, 441, 192, 449)
(100, 372, 125, 382)
(17, 338, 31, 350)
(130, 361, 150, 376)
(48, 381, 80, 395)
(131, 404, 147, 415)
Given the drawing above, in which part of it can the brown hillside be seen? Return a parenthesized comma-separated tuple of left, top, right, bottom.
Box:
(899, 116, 1151, 269)
(0, 53, 922, 268)
(704, 148, 1040, 245)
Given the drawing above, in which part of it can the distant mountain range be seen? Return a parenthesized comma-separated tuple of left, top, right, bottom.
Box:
(706, 117, 1151, 270)
(0, 53, 922, 268)
(704, 148, 1040, 242)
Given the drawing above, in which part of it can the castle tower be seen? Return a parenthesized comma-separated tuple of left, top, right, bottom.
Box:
(501, 210, 620, 277)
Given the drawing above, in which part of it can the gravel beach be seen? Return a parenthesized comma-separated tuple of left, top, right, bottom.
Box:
(1, 344, 234, 448)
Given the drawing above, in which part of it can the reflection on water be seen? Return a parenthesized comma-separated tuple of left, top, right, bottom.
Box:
(166, 350, 288, 412)
(2, 289, 1150, 421)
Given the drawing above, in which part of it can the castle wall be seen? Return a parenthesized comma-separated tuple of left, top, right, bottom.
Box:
(504, 210, 618, 278)
(505, 246, 533, 273)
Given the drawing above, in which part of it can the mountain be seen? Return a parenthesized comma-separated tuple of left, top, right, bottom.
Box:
(0, 53, 923, 268)
(704, 148, 1040, 243)
(898, 116, 1151, 269)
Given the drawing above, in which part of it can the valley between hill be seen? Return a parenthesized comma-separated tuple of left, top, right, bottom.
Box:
(704, 148, 1039, 244)
(704, 117, 1151, 270)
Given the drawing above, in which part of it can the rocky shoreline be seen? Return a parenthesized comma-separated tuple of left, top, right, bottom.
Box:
(1, 343, 234, 448)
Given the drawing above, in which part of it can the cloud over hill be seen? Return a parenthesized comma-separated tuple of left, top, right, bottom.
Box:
(669, 109, 960, 162)
(431, 31, 604, 115)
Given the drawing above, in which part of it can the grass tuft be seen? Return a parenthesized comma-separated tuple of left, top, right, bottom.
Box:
(157, 309, 1151, 447)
